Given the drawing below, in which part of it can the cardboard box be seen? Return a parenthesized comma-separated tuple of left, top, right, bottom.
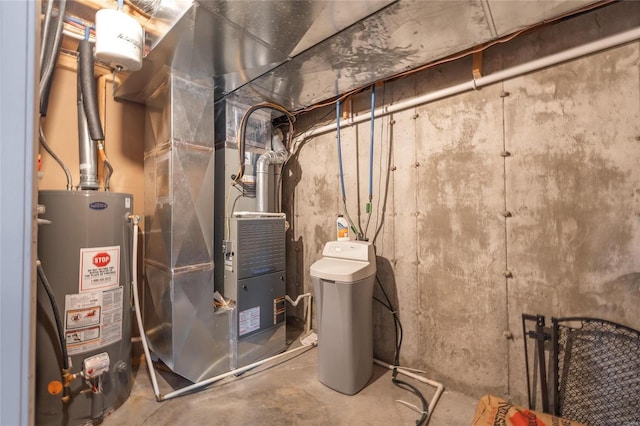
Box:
(472, 395, 585, 426)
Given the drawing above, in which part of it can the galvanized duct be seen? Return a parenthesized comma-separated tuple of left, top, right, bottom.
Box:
(115, 0, 606, 110)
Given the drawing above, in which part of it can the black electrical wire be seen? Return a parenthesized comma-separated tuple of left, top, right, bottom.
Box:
(375, 275, 429, 425)
(36, 261, 69, 372)
(373, 296, 392, 311)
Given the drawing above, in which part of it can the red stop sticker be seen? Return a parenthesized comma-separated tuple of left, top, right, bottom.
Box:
(93, 253, 111, 267)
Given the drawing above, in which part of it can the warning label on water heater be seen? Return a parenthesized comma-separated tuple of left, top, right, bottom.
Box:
(79, 246, 120, 293)
(64, 287, 123, 355)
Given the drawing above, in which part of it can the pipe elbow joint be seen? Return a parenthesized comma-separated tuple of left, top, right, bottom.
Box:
(256, 155, 271, 173)
(257, 148, 288, 170)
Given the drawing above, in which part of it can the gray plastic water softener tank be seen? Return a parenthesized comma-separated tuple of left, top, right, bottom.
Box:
(310, 240, 376, 395)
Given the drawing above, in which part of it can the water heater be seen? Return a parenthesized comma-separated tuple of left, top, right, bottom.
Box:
(36, 190, 133, 425)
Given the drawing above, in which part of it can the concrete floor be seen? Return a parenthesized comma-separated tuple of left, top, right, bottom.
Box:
(103, 334, 478, 426)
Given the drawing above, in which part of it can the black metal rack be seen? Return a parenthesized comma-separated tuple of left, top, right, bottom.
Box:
(523, 314, 640, 425)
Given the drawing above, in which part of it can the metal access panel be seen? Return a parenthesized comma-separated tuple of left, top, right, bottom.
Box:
(236, 273, 286, 338)
(224, 216, 286, 367)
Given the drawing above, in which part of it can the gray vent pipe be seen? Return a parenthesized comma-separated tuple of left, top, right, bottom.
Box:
(256, 132, 288, 213)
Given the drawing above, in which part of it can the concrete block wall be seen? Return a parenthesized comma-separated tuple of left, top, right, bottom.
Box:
(284, 2, 640, 403)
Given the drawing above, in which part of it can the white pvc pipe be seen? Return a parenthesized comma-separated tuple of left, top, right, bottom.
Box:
(285, 293, 312, 334)
(161, 343, 315, 400)
(374, 359, 444, 425)
(296, 27, 640, 142)
(284, 293, 310, 306)
(129, 216, 162, 400)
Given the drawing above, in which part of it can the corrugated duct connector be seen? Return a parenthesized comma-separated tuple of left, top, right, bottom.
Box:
(256, 130, 288, 213)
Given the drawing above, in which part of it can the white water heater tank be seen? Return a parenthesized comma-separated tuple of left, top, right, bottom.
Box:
(95, 9, 144, 71)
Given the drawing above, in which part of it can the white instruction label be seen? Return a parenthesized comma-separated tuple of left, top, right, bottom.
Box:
(66, 306, 101, 329)
(64, 287, 123, 355)
(239, 306, 260, 336)
(79, 246, 120, 293)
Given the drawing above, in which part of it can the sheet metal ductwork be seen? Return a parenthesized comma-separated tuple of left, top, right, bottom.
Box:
(142, 70, 232, 383)
(115, 0, 601, 109)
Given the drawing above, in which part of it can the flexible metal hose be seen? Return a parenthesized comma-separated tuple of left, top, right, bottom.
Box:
(39, 125, 72, 190)
(39, 0, 66, 116)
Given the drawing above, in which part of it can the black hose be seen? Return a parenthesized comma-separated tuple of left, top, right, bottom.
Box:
(375, 275, 430, 425)
(36, 261, 69, 371)
(78, 39, 104, 141)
